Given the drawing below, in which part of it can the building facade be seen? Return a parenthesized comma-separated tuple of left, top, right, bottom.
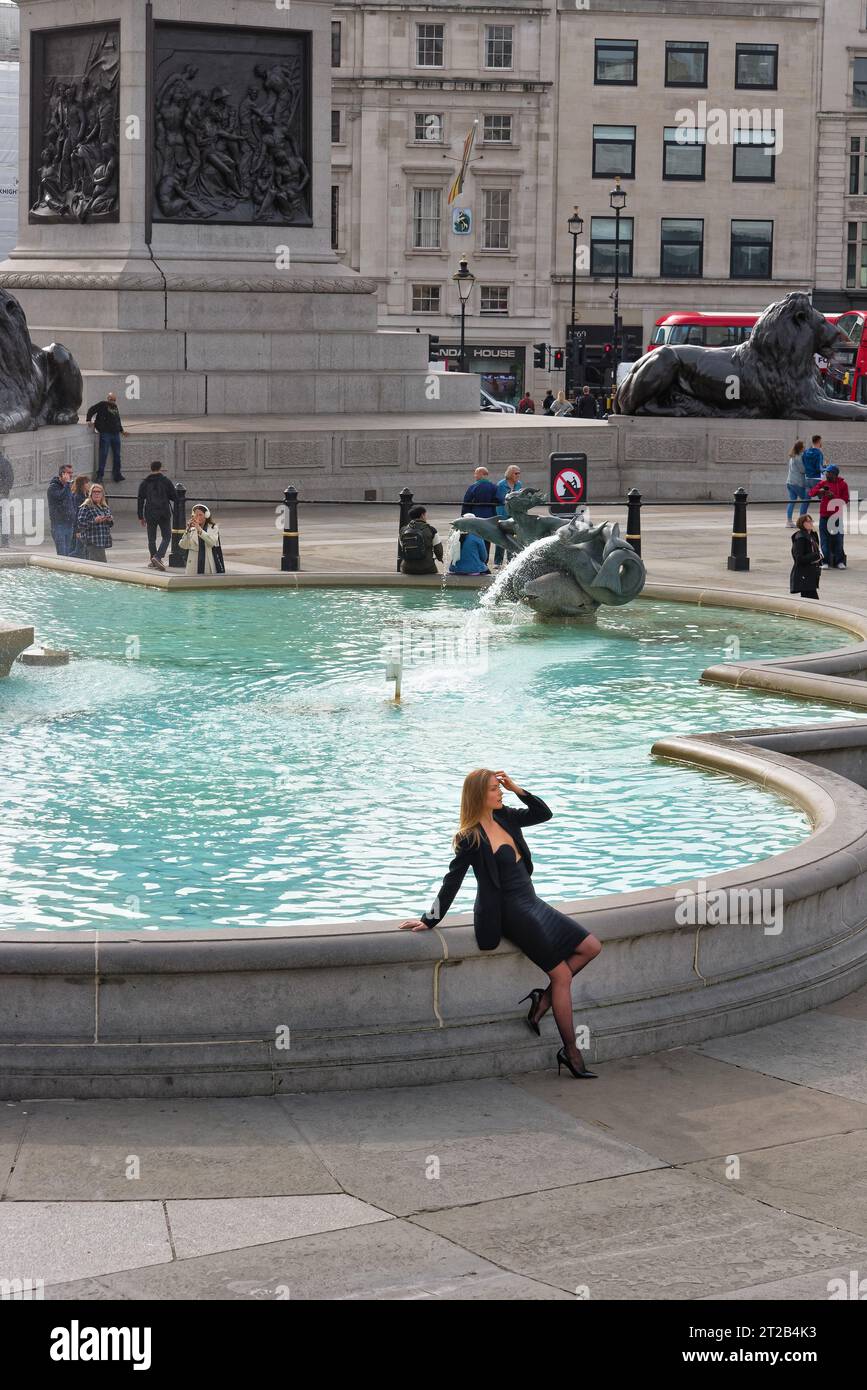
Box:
(333, 0, 832, 399)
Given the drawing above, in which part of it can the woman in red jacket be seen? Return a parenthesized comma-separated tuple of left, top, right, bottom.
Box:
(401, 769, 602, 1078)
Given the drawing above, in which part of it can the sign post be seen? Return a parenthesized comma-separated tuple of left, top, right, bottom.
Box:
(549, 453, 588, 515)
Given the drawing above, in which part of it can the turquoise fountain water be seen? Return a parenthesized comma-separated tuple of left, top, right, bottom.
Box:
(0, 569, 857, 932)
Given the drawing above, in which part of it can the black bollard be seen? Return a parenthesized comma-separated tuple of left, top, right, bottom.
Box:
(727, 487, 750, 571)
(625, 487, 642, 557)
(281, 485, 300, 572)
(168, 483, 187, 569)
(397, 486, 413, 573)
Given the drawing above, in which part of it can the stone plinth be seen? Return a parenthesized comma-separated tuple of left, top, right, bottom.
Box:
(0, 621, 34, 676)
(3, 0, 478, 419)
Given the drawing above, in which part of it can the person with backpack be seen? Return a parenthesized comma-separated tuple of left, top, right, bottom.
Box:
(541, 390, 554, 415)
(516, 391, 536, 414)
(137, 460, 178, 571)
(399, 504, 444, 575)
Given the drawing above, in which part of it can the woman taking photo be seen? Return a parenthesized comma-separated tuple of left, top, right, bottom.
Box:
(179, 504, 225, 575)
(790, 513, 822, 599)
(401, 770, 602, 1079)
(75, 482, 113, 563)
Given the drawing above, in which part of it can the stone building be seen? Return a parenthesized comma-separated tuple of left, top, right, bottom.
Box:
(333, 0, 825, 397)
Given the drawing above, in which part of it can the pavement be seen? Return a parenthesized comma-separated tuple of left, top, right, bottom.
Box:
(2, 985, 867, 1299)
(4, 496, 867, 1300)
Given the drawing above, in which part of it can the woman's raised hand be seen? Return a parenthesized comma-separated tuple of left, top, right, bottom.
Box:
(494, 771, 524, 795)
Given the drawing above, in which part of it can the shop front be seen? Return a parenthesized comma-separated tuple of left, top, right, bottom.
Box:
(430, 343, 526, 407)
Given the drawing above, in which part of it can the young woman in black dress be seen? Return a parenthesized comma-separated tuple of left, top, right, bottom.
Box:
(401, 769, 602, 1078)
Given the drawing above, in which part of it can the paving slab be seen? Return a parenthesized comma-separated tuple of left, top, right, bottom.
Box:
(684, 1130, 867, 1237)
(43, 1217, 546, 1301)
(705, 1264, 867, 1300)
(0, 1201, 171, 1287)
(819, 981, 867, 1022)
(165, 1194, 392, 1259)
(412, 1168, 867, 1300)
(509, 1049, 867, 1165)
(698, 1013, 867, 1104)
(4, 1098, 338, 1200)
(278, 1079, 665, 1216)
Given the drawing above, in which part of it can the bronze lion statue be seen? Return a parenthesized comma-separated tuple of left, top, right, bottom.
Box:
(0, 289, 82, 433)
(614, 292, 867, 421)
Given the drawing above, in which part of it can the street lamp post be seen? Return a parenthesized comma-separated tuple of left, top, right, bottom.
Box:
(609, 176, 628, 381)
(566, 206, 584, 398)
(452, 257, 476, 374)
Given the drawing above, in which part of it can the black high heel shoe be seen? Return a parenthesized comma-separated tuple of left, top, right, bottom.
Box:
(556, 1046, 597, 1079)
(518, 988, 546, 1036)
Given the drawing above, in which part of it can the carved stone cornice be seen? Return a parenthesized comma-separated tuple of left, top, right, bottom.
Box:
(0, 272, 379, 294)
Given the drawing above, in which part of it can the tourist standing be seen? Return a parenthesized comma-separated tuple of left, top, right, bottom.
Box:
(179, 504, 226, 575)
(542, 389, 554, 415)
(75, 482, 114, 563)
(70, 475, 92, 557)
(398, 504, 444, 576)
(400, 769, 602, 1079)
(789, 514, 822, 599)
(86, 391, 127, 483)
(550, 390, 573, 417)
(574, 386, 599, 420)
(461, 466, 498, 518)
(47, 463, 77, 556)
(809, 464, 850, 569)
(137, 460, 178, 571)
(516, 391, 536, 414)
(802, 434, 825, 488)
(493, 464, 523, 568)
(785, 440, 808, 526)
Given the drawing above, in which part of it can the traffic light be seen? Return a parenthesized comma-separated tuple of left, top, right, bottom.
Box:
(428, 334, 440, 360)
(553, 349, 565, 371)
(602, 343, 613, 363)
(533, 342, 547, 369)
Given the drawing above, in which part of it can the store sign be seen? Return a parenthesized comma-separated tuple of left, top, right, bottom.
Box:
(431, 345, 521, 362)
(452, 207, 472, 235)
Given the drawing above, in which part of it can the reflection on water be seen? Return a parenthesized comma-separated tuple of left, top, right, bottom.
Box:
(0, 569, 857, 931)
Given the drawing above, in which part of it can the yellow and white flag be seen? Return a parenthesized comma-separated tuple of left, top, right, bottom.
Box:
(447, 122, 477, 205)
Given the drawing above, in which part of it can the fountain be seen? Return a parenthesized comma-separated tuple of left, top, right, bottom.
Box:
(0, 620, 34, 676)
(453, 489, 646, 622)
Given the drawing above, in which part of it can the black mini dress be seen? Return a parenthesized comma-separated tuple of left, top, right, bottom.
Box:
(494, 842, 590, 972)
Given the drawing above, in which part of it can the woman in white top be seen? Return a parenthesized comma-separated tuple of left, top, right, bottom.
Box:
(550, 389, 574, 417)
(179, 504, 225, 575)
(786, 440, 808, 527)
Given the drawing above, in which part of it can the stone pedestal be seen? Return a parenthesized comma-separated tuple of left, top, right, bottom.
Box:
(3, 0, 478, 419)
(0, 620, 34, 676)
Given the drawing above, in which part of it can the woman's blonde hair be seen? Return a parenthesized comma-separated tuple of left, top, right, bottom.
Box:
(85, 484, 106, 506)
(453, 767, 496, 850)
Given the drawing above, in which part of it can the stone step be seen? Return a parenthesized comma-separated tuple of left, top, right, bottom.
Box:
(79, 368, 480, 417)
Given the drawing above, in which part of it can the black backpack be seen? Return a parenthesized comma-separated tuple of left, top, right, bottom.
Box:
(400, 521, 429, 561)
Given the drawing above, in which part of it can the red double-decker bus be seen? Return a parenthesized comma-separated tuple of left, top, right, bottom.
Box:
(647, 312, 760, 353)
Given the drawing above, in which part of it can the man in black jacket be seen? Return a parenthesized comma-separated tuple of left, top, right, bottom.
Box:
(86, 391, 127, 482)
(137, 460, 178, 570)
(574, 386, 599, 420)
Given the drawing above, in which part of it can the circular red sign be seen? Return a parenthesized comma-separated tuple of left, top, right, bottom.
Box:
(553, 467, 585, 503)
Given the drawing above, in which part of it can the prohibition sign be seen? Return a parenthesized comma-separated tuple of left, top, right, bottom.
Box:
(553, 467, 585, 504)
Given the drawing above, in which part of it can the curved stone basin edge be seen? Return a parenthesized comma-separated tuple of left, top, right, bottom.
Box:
(2, 570, 867, 1095)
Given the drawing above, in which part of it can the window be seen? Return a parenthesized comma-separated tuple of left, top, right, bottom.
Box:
(331, 110, 341, 144)
(412, 188, 442, 248)
(660, 219, 704, 277)
(485, 25, 513, 70)
(480, 285, 509, 316)
(412, 284, 441, 313)
(663, 126, 706, 180)
(331, 21, 342, 68)
(593, 125, 635, 178)
(482, 189, 511, 249)
(590, 217, 633, 276)
(483, 114, 512, 143)
(416, 23, 444, 68)
(595, 39, 638, 85)
(847, 222, 867, 288)
(665, 42, 708, 87)
(735, 43, 778, 89)
(850, 136, 867, 193)
(331, 185, 339, 250)
(855, 59, 867, 107)
(730, 220, 773, 278)
(733, 129, 776, 181)
(414, 112, 443, 143)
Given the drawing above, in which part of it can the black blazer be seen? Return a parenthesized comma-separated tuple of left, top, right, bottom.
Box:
(420, 790, 553, 950)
